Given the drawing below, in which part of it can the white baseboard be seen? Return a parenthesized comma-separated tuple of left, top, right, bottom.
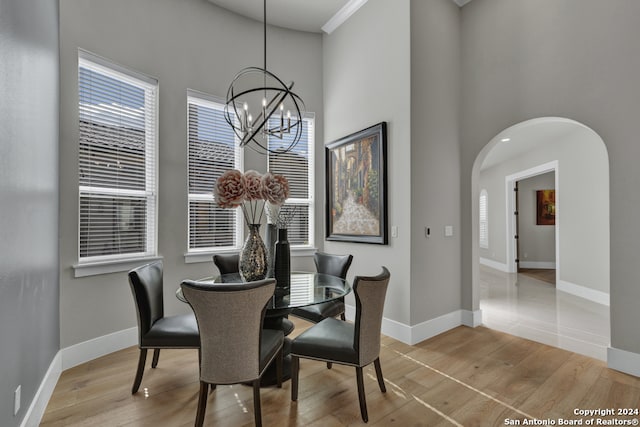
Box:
(409, 311, 465, 344)
(20, 328, 137, 426)
(349, 306, 482, 345)
(21, 351, 62, 427)
(607, 346, 640, 378)
(381, 316, 413, 344)
(345, 304, 355, 322)
(557, 280, 609, 306)
(519, 261, 556, 269)
(61, 327, 138, 370)
(479, 257, 509, 272)
(461, 309, 483, 327)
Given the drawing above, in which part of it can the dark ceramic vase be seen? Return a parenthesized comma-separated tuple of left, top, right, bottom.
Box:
(274, 228, 290, 290)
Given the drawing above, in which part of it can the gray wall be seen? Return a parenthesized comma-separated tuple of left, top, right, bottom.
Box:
(517, 172, 556, 266)
(322, 0, 461, 328)
(460, 0, 639, 354)
(59, 0, 323, 347)
(0, 0, 60, 425)
(323, 0, 412, 324)
(409, 0, 461, 324)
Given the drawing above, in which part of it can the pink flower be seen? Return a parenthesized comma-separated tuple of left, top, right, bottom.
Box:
(214, 169, 245, 208)
(244, 170, 264, 201)
(261, 172, 289, 205)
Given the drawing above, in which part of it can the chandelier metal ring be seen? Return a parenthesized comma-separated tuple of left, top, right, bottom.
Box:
(224, 66, 305, 154)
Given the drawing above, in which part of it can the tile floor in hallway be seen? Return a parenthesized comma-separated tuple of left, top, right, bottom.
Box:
(479, 264, 610, 361)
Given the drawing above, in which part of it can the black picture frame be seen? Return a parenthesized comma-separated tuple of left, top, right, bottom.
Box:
(325, 122, 388, 245)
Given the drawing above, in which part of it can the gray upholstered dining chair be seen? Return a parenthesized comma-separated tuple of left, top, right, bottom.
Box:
(212, 253, 240, 275)
(127, 260, 200, 394)
(291, 252, 353, 322)
(181, 278, 284, 427)
(290, 267, 390, 423)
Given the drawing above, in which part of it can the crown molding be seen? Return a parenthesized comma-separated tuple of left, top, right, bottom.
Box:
(322, 0, 472, 35)
(322, 0, 368, 34)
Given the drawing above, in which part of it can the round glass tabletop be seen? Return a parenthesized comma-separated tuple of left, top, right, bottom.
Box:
(176, 271, 351, 310)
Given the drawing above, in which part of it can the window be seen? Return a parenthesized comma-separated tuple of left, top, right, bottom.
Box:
(268, 114, 315, 248)
(187, 91, 243, 253)
(78, 52, 158, 263)
(479, 189, 489, 248)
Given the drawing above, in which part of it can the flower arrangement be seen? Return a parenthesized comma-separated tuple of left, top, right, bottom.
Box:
(214, 169, 290, 225)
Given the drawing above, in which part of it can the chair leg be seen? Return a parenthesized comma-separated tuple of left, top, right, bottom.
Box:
(276, 348, 283, 388)
(151, 349, 160, 368)
(131, 348, 148, 394)
(291, 356, 299, 401)
(374, 358, 386, 393)
(356, 367, 368, 423)
(253, 379, 262, 427)
(326, 362, 333, 369)
(195, 381, 208, 427)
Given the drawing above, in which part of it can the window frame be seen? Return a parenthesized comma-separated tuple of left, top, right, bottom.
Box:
(185, 90, 244, 263)
(479, 189, 489, 249)
(74, 51, 159, 275)
(267, 113, 315, 250)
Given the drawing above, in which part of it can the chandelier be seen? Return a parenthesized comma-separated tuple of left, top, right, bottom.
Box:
(224, 0, 305, 154)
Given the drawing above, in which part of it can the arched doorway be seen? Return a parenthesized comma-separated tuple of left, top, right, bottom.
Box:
(471, 117, 610, 360)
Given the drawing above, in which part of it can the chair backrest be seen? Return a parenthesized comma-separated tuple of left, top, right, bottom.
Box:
(353, 267, 391, 366)
(128, 261, 165, 343)
(181, 278, 276, 384)
(213, 253, 240, 275)
(314, 252, 353, 279)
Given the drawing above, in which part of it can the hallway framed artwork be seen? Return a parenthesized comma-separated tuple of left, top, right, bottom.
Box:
(325, 122, 388, 244)
(536, 189, 556, 225)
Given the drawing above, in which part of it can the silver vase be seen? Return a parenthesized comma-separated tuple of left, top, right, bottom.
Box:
(265, 223, 277, 278)
(239, 223, 267, 282)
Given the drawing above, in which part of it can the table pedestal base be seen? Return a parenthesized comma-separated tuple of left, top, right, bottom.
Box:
(260, 311, 294, 387)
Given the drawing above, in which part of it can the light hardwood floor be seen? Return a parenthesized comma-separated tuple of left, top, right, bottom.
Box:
(518, 268, 556, 285)
(42, 318, 640, 426)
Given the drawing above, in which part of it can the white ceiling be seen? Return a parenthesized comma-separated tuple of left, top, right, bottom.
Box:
(480, 120, 581, 171)
(207, 0, 472, 34)
(207, 0, 351, 33)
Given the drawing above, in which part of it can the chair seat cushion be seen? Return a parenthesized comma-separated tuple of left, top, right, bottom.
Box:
(291, 317, 358, 365)
(142, 313, 200, 348)
(291, 300, 345, 323)
(259, 329, 284, 372)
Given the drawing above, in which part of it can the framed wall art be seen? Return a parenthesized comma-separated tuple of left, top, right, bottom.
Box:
(536, 189, 555, 225)
(325, 122, 388, 244)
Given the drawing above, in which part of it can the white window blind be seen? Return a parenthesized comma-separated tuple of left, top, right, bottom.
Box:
(187, 92, 243, 252)
(268, 114, 315, 248)
(479, 189, 489, 249)
(78, 52, 158, 262)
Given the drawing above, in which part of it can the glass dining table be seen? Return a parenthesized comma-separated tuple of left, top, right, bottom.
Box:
(176, 271, 351, 385)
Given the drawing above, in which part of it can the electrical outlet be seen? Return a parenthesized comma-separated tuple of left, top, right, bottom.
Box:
(14, 385, 21, 416)
(391, 225, 398, 238)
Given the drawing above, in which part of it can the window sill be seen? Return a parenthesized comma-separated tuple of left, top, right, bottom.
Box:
(184, 247, 317, 264)
(291, 247, 317, 257)
(73, 255, 163, 278)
